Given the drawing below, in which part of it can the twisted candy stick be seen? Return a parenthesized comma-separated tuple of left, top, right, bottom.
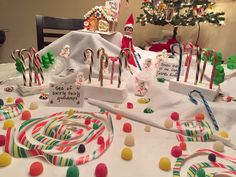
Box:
(171, 43, 183, 82)
(97, 48, 108, 86)
(118, 56, 122, 88)
(86, 49, 94, 84)
(184, 43, 194, 82)
(199, 49, 212, 83)
(11, 49, 27, 86)
(0, 103, 24, 121)
(189, 90, 219, 131)
(209, 51, 217, 89)
(5, 110, 114, 166)
(173, 149, 236, 177)
(194, 46, 202, 85)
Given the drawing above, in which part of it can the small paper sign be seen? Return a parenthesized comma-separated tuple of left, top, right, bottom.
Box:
(49, 83, 84, 107)
(156, 61, 179, 80)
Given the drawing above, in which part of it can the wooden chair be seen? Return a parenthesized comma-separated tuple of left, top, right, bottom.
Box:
(36, 15, 84, 50)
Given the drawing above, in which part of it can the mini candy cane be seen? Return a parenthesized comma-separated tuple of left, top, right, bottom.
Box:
(20, 49, 33, 87)
(194, 46, 202, 85)
(199, 49, 212, 83)
(209, 51, 217, 89)
(109, 57, 118, 85)
(118, 56, 122, 88)
(189, 90, 219, 131)
(171, 43, 183, 82)
(183, 43, 194, 82)
(120, 48, 133, 75)
(86, 48, 94, 84)
(97, 48, 106, 86)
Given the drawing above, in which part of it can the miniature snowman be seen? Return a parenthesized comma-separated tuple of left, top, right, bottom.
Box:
(135, 77, 149, 96)
(143, 58, 152, 70)
(60, 45, 71, 59)
(75, 72, 85, 86)
(83, 48, 93, 65)
(58, 45, 74, 76)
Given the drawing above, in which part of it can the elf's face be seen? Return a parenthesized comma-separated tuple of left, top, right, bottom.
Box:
(125, 27, 133, 35)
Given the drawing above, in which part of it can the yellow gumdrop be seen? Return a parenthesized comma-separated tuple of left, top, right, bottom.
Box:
(218, 130, 229, 139)
(0, 152, 12, 167)
(6, 97, 14, 104)
(159, 157, 171, 171)
(121, 148, 133, 161)
(3, 120, 15, 130)
(67, 109, 75, 117)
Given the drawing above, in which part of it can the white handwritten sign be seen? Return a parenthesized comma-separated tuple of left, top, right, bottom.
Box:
(49, 83, 84, 107)
(156, 61, 179, 80)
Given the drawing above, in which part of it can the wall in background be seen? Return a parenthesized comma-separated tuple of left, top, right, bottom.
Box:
(0, 0, 235, 63)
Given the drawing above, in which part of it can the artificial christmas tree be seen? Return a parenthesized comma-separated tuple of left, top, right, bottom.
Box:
(137, 0, 225, 40)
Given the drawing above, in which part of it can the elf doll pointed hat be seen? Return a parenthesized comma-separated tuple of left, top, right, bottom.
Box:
(124, 14, 134, 28)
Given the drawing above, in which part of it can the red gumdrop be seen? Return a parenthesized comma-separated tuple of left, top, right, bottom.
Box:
(0, 135, 6, 146)
(97, 136, 105, 145)
(95, 163, 108, 177)
(170, 112, 179, 121)
(127, 102, 133, 109)
(15, 98, 24, 105)
(123, 122, 132, 133)
(195, 113, 205, 122)
(29, 162, 43, 176)
(171, 145, 182, 158)
(116, 114, 122, 120)
(21, 110, 31, 120)
(179, 142, 187, 150)
(85, 118, 91, 125)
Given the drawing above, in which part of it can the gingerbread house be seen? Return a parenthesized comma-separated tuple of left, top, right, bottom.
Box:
(84, 6, 116, 32)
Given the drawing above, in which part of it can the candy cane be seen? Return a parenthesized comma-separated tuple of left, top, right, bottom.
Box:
(109, 57, 118, 85)
(209, 51, 217, 89)
(118, 56, 122, 88)
(86, 49, 94, 84)
(171, 43, 183, 82)
(199, 49, 212, 83)
(5, 110, 114, 166)
(120, 48, 133, 75)
(20, 49, 33, 87)
(184, 43, 194, 82)
(194, 46, 202, 85)
(189, 90, 219, 131)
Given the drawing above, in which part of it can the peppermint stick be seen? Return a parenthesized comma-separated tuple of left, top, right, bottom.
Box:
(171, 43, 182, 82)
(87, 49, 94, 83)
(109, 57, 118, 84)
(199, 50, 212, 83)
(194, 46, 202, 85)
(189, 90, 219, 131)
(17, 49, 27, 86)
(184, 43, 193, 82)
(209, 51, 217, 89)
(118, 56, 122, 88)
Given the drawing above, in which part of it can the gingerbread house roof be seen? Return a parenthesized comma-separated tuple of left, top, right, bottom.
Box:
(84, 6, 113, 22)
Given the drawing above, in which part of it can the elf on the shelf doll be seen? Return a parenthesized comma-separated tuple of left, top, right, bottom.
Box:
(121, 14, 142, 70)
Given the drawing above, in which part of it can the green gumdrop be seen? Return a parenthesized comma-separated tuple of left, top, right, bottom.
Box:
(144, 108, 154, 114)
(66, 165, 79, 177)
(15, 58, 23, 73)
(214, 65, 225, 85)
(99, 107, 106, 114)
(47, 51, 55, 64)
(196, 168, 205, 177)
(227, 55, 236, 69)
(41, 54, 50, 69)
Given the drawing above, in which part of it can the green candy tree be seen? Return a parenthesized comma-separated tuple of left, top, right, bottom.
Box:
(214, 65, 225, 85)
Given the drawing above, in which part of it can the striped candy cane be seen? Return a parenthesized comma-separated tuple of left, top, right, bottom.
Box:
(209, 51, 217, 89)
(183, 42, 194, 82)
(0, 103, 24, 121)
(199, 49, 212, 83)
(171, 43, 183, 82)
(194, 46, 202, 85)
(118, 56, 122, 88)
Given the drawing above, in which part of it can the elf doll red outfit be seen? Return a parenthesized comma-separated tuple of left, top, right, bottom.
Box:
(121, 14, 139, 68)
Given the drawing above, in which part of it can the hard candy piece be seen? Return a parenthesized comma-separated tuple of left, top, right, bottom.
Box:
(29, 162, 43, 176)
(78, 144, 86, 153)
(0, 98, 4, 107)
(84, 118, 91, 125)
(196, 168, 205, 177)
(97, 136, 105, 145)
(3, 119, 14, 129)
(195, 113, 205, 122)
(121, 148, 133, 161)
(115, 114, 122, 120)
(218, 130, 229, 139)
(213, 141, 224, 152)
(157, 78, 165, 83)
(124, 134, 135, 147)
(67, 109, 75, 116)
(93, 123, 99, 130)
(144, 125, 151, 132)
(137, 98, 150, 104)
(6, 97, 14, 103)
(159, 157, 171, 171)
(66, 165, 79, 177)
(123, 122, 132, 133)
(171, 146, 182, 158)
(0, 135, 6, 146)
(127, 102, 133, 109)
(95, 163, 108, 177)
(144, 108, 154, 113)
(15, 98, 24, 105)
(99, 107, 106, 114)
(29, 102, 39, 110)
(0, 152, 12, 167)
(21, 110, 32, 120)
(179, 142, 187, 151)
(208, 153, 216, 162)
(170, 112, 179, 121)
(164, 119, 173, 129)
